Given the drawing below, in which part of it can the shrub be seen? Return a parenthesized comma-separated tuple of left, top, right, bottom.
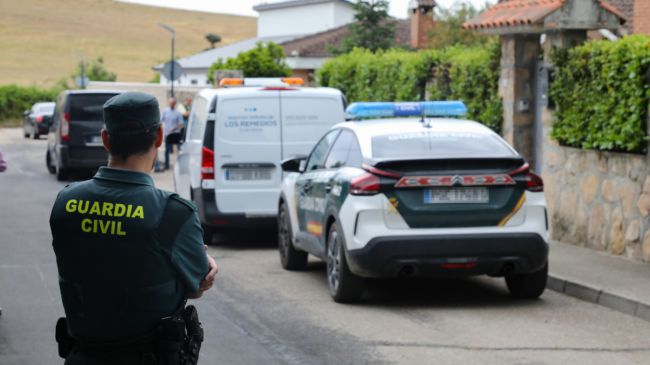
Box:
(0, 84, 61, 122)
(549, 35, 650, 153)
(206, 42, 291, 84)
(318, 39, 502, 133)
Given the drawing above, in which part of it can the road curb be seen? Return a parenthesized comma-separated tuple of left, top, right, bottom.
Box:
(547, 274, 650, 322)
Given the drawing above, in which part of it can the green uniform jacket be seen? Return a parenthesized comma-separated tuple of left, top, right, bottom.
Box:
(50, 167, 209, 342)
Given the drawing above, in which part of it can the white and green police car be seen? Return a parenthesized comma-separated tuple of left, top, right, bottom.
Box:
(277, 101, 549, 303)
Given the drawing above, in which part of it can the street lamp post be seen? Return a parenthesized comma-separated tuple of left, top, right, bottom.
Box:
(156, 22, 176, 98)
(73, 51, 85, 89)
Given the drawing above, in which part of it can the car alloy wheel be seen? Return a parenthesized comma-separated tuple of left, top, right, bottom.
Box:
(327, 230, 341, 296)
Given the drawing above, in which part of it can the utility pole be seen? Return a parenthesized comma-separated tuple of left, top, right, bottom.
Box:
(73, 51, 85, 89)
(157, 23, 176, 98)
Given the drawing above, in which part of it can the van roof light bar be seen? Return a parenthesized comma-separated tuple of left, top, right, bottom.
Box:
(219, 77, 305, 88)
(345, 101, 467, 119)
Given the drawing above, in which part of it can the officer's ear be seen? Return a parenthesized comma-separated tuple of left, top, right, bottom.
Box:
(155, 125, 164, 149)
(101, 129, 110, 151)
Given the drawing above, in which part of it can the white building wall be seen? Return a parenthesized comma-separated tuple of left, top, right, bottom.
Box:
(160, 69, 211, 86)
(258, 2, 339, 38)
(332, 1, 356, 28)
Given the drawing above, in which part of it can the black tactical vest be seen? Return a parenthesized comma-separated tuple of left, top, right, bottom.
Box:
(50, 175, 188, 342)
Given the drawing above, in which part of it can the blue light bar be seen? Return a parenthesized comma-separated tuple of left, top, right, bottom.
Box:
(346, 101, 467, 119)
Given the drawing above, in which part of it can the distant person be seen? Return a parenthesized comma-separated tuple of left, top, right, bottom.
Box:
(177, 96, 193, 128)
(154, 97, 183, 172)
(0, 147, 6, 172)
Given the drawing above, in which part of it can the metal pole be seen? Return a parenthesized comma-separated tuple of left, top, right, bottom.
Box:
(156, 23, 176, 98)
(73, 51, 85, 89)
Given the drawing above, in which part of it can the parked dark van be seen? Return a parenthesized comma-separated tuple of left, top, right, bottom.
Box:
(47, 90, 122, 180)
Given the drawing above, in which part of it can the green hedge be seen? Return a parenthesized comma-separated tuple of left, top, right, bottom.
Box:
(550, 35, 650, 153)
(317, 39, 502, 133)
(0, 84, 61, 122)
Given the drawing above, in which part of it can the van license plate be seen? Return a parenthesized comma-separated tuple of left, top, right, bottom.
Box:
(424, 187, 489, 204)
(225, 168, 272, 181)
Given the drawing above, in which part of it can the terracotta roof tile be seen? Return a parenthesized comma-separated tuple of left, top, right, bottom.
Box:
(463, 0, 626, 30)
(280, 19, 412, 58)
(602, 0, 634, 33)
(415, 0, 437, 7)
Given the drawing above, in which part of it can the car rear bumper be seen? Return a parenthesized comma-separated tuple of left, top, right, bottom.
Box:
(35, 124, 49, 134)
(57, 145, 108, 169)
(193, 188, 277, 229)
(345, 232, 548, 278)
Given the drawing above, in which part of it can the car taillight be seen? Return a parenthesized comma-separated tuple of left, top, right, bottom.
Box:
(61, 112, 70, 142)
(350, 173, 380, 196)
(201, 147, 214, 180)
(526, 171, 544, 192)
(36, 115, 43, 122)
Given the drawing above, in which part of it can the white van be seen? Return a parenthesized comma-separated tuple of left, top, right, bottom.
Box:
(173, 81, 347, 242)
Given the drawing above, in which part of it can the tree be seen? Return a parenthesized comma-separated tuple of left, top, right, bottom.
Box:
(205, 33, 222, 49)
(71, 56, 117, 85)
(327, 0, 396, 55)
(206, 42, 291, 84)
(428, 2, 492, 49)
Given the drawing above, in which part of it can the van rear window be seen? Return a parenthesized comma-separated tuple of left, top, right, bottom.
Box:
(372, 132, 515, 159)
(69, 94, 117, 122)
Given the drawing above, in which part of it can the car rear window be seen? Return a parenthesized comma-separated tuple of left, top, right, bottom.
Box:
(38, 105, 54, 114)
(372, 131, 515, 159)
(69, 94, 117, 122)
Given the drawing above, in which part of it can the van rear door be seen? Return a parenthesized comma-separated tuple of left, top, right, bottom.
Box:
(280, 89, 344, 160)
(67, 93, 117, 162)
(214, 91, 282, 214)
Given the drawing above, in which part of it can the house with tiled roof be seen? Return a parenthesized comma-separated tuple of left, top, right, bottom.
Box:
(153, 0, 438, 85)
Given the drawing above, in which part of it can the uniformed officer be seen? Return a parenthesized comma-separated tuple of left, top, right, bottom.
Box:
(50, 91, 218, 364)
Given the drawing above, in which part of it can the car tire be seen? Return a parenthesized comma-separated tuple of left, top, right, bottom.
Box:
(278, 203, 308, 271)
(46, 152, 56, 174)
(505, 262, 548, 299)
(32, 125, 39, 139)
(56, 164, 69, 181)
(202, 224, 214, 245)
(327, 222, 364, 303)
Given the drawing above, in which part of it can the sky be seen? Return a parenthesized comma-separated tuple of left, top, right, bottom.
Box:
(114, 0, 493, 18)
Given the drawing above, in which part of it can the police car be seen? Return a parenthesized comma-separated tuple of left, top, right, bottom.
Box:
(277, 101, 549, 303)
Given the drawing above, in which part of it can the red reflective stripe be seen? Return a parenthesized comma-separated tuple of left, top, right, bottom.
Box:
(395, 175, 515, 187)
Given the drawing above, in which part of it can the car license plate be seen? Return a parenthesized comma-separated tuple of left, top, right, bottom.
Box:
(91, 136, 102, 143)
(225, 168, 272, 181)
(424, 187, 489, 204)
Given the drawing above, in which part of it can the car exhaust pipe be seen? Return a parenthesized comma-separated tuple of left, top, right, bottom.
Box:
(500, 263, 516, 275)
(398, 265, 414, 277)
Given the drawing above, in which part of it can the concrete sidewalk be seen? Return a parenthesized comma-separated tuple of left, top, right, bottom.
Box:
(548, 241, 650, 321)
(148, 159, 650, 322)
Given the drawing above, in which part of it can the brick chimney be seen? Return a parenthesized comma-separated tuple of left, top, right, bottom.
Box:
(409, 0, 436, 49)
(634, 0, 649, 34)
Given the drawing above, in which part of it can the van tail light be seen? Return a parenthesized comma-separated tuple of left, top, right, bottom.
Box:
(61, 112, 70, 142)
(36, 115, 43, 122)
(526, 171, 544, 192)
(350, 173, 380, 196)
(201, 147, 215, 180)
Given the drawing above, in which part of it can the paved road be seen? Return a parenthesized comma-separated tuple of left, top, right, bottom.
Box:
(1, 127, 650, 364)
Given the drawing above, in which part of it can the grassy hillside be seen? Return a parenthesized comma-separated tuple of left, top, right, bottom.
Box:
(0, 0, 257, 87)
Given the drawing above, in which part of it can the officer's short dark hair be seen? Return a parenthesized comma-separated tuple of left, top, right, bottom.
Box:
(107, 121, 158, 161)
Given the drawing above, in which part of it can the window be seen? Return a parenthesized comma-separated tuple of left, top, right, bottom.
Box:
(346, 136, 362, 167)
(372, 132, 516, 159)
(69, 94, 117, 122)
(324, 130, 355, 169)
(305, 130, 339, 171)
(191, 79, 198, 85)
(188, 97, 208, 141)
(50, 94, 65, 128)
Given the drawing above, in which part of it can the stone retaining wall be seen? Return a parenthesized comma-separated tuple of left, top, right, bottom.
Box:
(542, 144, 650, 262)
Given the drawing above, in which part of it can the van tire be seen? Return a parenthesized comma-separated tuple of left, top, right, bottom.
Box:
(327, 222, 364, 303)
(46, 152, 56, 174)
(202, 225, 214, 245)
(278, 204, 308, 270)
(505, 262, 548, 299)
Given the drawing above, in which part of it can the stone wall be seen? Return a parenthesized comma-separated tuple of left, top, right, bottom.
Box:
(542, 143, 650, 262)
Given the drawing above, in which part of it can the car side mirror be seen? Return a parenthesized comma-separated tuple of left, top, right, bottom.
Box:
(281, 156, 307, 173)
